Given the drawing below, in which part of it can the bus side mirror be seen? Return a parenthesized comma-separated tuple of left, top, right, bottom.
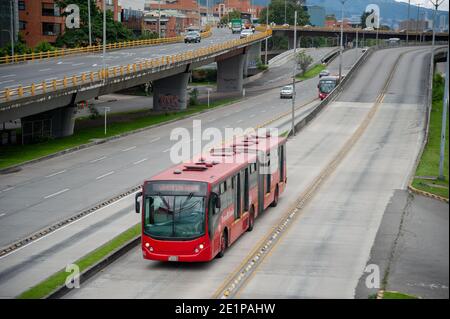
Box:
(135, 191, 142, 214)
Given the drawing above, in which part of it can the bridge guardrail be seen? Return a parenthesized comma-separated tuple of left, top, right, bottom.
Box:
(0, 29, 272, 103)
(0, 26, 212, 65)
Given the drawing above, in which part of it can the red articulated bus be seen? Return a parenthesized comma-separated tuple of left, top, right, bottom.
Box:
(135, 132, 287, 262)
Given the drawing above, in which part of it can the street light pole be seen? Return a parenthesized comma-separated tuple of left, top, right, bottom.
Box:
(158, 0, 161, 38)
(285, 0, 287, 25)
(416, 3, 421, 44)
(430, 0, 444, 73)
(439, 49, 448, 180)
(291, 10, 297, 136)
(406, 0, 410, 45)
(338, 0, 346, 82)
(9, 0, 14, 57)
(88, 0, 92, 46)
(102, 0, 106, 80)
(265, 1, 269, 65)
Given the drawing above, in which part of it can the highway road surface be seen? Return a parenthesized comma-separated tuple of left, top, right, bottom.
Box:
(0, 47, 358, 298)
(61, 46, 432, 299)
(0, 28, 238, 91)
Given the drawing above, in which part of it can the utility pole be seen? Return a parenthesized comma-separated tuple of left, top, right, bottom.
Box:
(339, 0, 347, 82)
(291, 11, 297, 136)
(88, 0, 92, 46)
(406, 0, 411, 45)
(10, 0, 14, 57)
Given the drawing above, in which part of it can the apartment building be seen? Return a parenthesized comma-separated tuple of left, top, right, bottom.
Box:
(17, 0, 120, 47)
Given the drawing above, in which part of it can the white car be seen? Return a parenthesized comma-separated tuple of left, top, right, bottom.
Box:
(280, 85, 294, 99)
(240, 29, 253, 39)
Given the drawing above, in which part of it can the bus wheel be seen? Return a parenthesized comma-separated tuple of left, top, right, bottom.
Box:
(217, 231, 227, 258)
(270, 186, 279, 207)
(247, 207, 255, 232)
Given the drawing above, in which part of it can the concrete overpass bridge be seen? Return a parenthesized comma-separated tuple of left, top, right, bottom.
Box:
(270, 26, 449, 49)
(0, 29, 269, 140)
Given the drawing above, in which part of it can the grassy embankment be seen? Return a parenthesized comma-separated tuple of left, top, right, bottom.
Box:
(412, 74, 448, 199)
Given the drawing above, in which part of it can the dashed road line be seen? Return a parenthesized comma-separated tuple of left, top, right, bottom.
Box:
(90, 156, 107, 163)
(44, 188, 70, 199)
(122, 146, 137, 152)
(45, 170, 67, 178)
(96, 171, 115, 180)
(133, 158, 148, 165)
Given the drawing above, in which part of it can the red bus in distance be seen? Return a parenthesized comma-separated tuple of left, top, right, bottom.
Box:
(134, 132, 287, 262)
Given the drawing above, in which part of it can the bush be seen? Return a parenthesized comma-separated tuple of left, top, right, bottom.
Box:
(34, 41, 56, 53)
(189, 88, 199, 106)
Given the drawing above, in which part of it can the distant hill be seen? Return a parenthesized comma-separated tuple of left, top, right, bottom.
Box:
(250, 0, 448, 29)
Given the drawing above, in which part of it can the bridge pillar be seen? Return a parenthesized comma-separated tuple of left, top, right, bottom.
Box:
(153, 72, 190, 111)
(244, 43, 262, 76)
(21, 105, 76, 143)
(217, 53, 245, 92)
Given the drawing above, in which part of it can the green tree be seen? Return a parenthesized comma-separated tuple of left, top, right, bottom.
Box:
(259, 0, 309, 26)
(0, 34, 31, 57)
(296, 51, 313, 75)
(55, 0, 134, 48)
(220, 10, 241, 24)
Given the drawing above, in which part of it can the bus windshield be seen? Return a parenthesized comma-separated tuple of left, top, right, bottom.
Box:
(144, 194, 206, 239)
(318, 81, 336, 94)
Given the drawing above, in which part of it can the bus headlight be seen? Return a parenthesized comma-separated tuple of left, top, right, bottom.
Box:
(199, 244, 204, 250)
(145, 243, 150, 248)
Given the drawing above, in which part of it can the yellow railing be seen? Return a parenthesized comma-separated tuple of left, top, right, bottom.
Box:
(0, 30, 271, 102)
(0, 26, 212, 65)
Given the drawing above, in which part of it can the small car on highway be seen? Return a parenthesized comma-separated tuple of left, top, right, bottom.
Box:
(184, 31, 201, 43)
(319, 69, 330, 78)
(280, 85, 294, 99)
(240, 29, 254, 39)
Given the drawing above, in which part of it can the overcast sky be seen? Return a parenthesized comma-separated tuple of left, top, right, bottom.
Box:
(117, 0, 449, 11)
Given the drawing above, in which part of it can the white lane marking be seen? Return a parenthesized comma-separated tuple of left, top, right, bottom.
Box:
(45, 77, 57, 81)
(0, 213, 5, 217)
(122, 146, 136, 152)
(236, 119, 244, 124)
(72, 63, 84, 66)
(207, 118, 216, 122)
(133, 158, 148, 165)
(92, 64, 98, 67)
(0, 74, 15, 78)
(1, 187, 15, 192)
(0, 80, 14, 85)
(261, 110, 266, 113)
(163, 148, 171, 153)
(44, 188, 70, 199)
(0, 190, 137, 261)
(45, 170, 67, 178)
(150, 137, 161, 143)
(90, 156, 107, 163)
(249, 114, 256, 118)
(57, 61, 63, 65)
(39, 68, 52, 72)
(96, 171, 115, 180)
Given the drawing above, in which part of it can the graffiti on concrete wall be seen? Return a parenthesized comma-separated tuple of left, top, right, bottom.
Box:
(158, 94, 180, 109)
